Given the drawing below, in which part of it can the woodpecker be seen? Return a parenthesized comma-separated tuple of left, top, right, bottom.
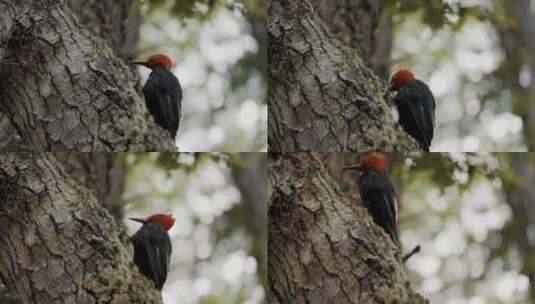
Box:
(131, 54, 182, 138)
(389, 68, 435, 151)
(130, 213, 175, 290)
(344, 152, 399, 247)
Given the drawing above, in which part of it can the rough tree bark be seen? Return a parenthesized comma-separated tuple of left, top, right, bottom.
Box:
(268, 0, 417, 152)
(0, 1, 175, 152)
(67, 0, 140, 60)
(311, 0, 392, 79)
(0, 153, 161, 304)
(268, 153, 425, 303)
(55, 152, 127, 221)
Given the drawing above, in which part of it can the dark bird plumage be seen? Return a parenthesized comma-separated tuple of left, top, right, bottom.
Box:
(345, 152, 400, 248)
(130, 214, 174, 290)
(143, 67, 182, 138)
(394, 79, 435, 151)
(390, 68, 435, 151)
(358, 170, 399, 247)
(131, 54, 182, 138)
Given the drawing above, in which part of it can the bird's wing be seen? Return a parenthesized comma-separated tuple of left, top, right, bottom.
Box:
(360, 172, 399, 246)
(146, 70, 181, 138)
(395, 81, 435, 150)
(165, 84, 181, 138)
(404, 100, 432, 150)
(143, 79, 164, 122)
(144, 237, 165, 288)
(142, 224, 171, 289)
(165, 233, 172, 272)
(380, 193, 399, 245)
(426, 91, 436, 142)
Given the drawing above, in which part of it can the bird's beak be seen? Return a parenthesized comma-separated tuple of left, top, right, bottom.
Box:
(129, 217, 146, 224)
(130, 61, 149, 67)
(342, 165, 362, 172)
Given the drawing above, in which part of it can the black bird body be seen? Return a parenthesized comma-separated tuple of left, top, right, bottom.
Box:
(142, 67, 182, 138)
(131, 222, 172, 290)
(394, 79, 435, 151)
(358, 170, 399, 247)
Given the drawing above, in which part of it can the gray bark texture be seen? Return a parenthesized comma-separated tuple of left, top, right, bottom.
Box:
(268, 0, 418, 152)
(0, 0, 175, 152)
(311, 0, 392, 79)
(0, 153, 161, 304)
(67, 0, 140, 60)
(54, 152, 127, 221)
(267, 153, 425, 303)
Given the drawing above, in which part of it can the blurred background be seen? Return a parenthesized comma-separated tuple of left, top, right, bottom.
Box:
(388, 153, 535, 303)
(134, 0, 266, 151)
(388, 0, 534, 151)
(122, 153, 266, 304)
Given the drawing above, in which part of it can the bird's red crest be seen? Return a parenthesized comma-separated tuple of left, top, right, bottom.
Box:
(146, 54, 174, 70)
(146, 213, 175, 231)
(359, 152, 387, 174)
(389, 68, 415, 91)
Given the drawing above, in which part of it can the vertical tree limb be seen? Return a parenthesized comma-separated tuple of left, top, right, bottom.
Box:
(230, 153, 268, 288)
(55, 152, 127, 221)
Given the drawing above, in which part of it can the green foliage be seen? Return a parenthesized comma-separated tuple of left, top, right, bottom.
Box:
(386, 0, 511, 31)
(391, 153, 499, 193)
(124, 152, 229, 176)
(138, 0, 250, 21)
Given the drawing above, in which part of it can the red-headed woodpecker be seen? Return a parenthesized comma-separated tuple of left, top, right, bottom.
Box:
(345, 152, 399, 247)
(130, 213, 175, 290)
(389, 68, 435, 151)
(131, 54, 182, 138)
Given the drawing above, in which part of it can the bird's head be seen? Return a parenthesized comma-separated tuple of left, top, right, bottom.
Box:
(389, 68, 415, 91)
(130, 213, 175, 231)
(130, 53, 174, 70)
(343, 152, 387, 174)
(358, 152, 387, 174)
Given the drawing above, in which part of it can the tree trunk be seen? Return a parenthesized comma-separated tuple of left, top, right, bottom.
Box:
(54, 152, 127, 221)
(497, 0, 535, 150)
(267, 153, 425, 303)
(0, 153, 161, 303)
(230, 153, 268, 288)
(0, 1, 175, 152)
(67, 0, 140, 60)
(311, 0, 392, 79)
(267, 0, 416, 152)
(499, 153, 535, 301)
